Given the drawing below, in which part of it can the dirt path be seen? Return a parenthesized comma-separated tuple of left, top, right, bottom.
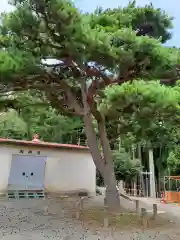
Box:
(0, 198, 179, 239)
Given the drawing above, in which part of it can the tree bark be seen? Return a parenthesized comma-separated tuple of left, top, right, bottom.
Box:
(103, 163, 120, 209)
(97, 117, 120, 209)
(80, 78, 120, 210)
(83, 114, 120, 210)
(83, 114, 104, 173)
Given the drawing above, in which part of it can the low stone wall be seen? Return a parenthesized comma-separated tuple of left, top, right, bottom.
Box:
(45, 189, 94, 199)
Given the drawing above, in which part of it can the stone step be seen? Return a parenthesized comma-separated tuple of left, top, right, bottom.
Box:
(7, 190, 45, 199)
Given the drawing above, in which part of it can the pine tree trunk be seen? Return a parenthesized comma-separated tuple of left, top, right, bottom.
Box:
(103, 163, 120, 209)
(97, 117, 120, 209)
(83, 114, 120, 210)
(80, 78, 120, 209)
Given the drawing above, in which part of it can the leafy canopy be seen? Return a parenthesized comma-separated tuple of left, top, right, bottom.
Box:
(0, 0, 179, 93)
(91, 1, 173, 43)
(0, 1, 180, 198)
(0, 0, 179, 143)
(0, 1, 179, 167)
(101, 81, 180, 147)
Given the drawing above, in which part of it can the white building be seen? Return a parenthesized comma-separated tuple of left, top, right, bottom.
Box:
(0, 135, 96, 197)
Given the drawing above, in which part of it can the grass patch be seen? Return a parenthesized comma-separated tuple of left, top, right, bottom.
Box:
(74, 206, 176, 230)
(76, 207, 140, 229)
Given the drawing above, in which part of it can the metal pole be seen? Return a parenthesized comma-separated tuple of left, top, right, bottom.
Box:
(146, 171, 148, 197)
(158, 174, 161, 198)
(149, 149, 156, 198)
(168, 168, 171, 190)
(138, 144, 144, 195)
(146, 178, 148, 197)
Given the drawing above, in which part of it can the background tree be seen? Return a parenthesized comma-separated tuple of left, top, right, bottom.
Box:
(101, 80, 180, 146)
(0, 110, 27, 139)
(101, 80, 180, 192)
(113, 148, 141, 181)
(167, 146, 180, 175)
(0, 92, 85, 143)
(17, 93, 84, 143)
(96, 147, 141, 186)
(0, 0, 179, 208)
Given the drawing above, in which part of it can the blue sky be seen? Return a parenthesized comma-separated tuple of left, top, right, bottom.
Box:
(1, 0, 179, 46)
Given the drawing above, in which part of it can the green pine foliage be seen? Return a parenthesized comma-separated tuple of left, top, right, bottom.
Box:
(0, 0, 180, 179)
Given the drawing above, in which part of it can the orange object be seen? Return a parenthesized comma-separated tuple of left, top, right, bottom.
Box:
(164, 191, 180, 203)
(178, 192, 180, 206)
(162, 176, 180, 204)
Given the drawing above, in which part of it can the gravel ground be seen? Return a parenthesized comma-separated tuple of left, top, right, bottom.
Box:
(0, 198, 180, 239)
